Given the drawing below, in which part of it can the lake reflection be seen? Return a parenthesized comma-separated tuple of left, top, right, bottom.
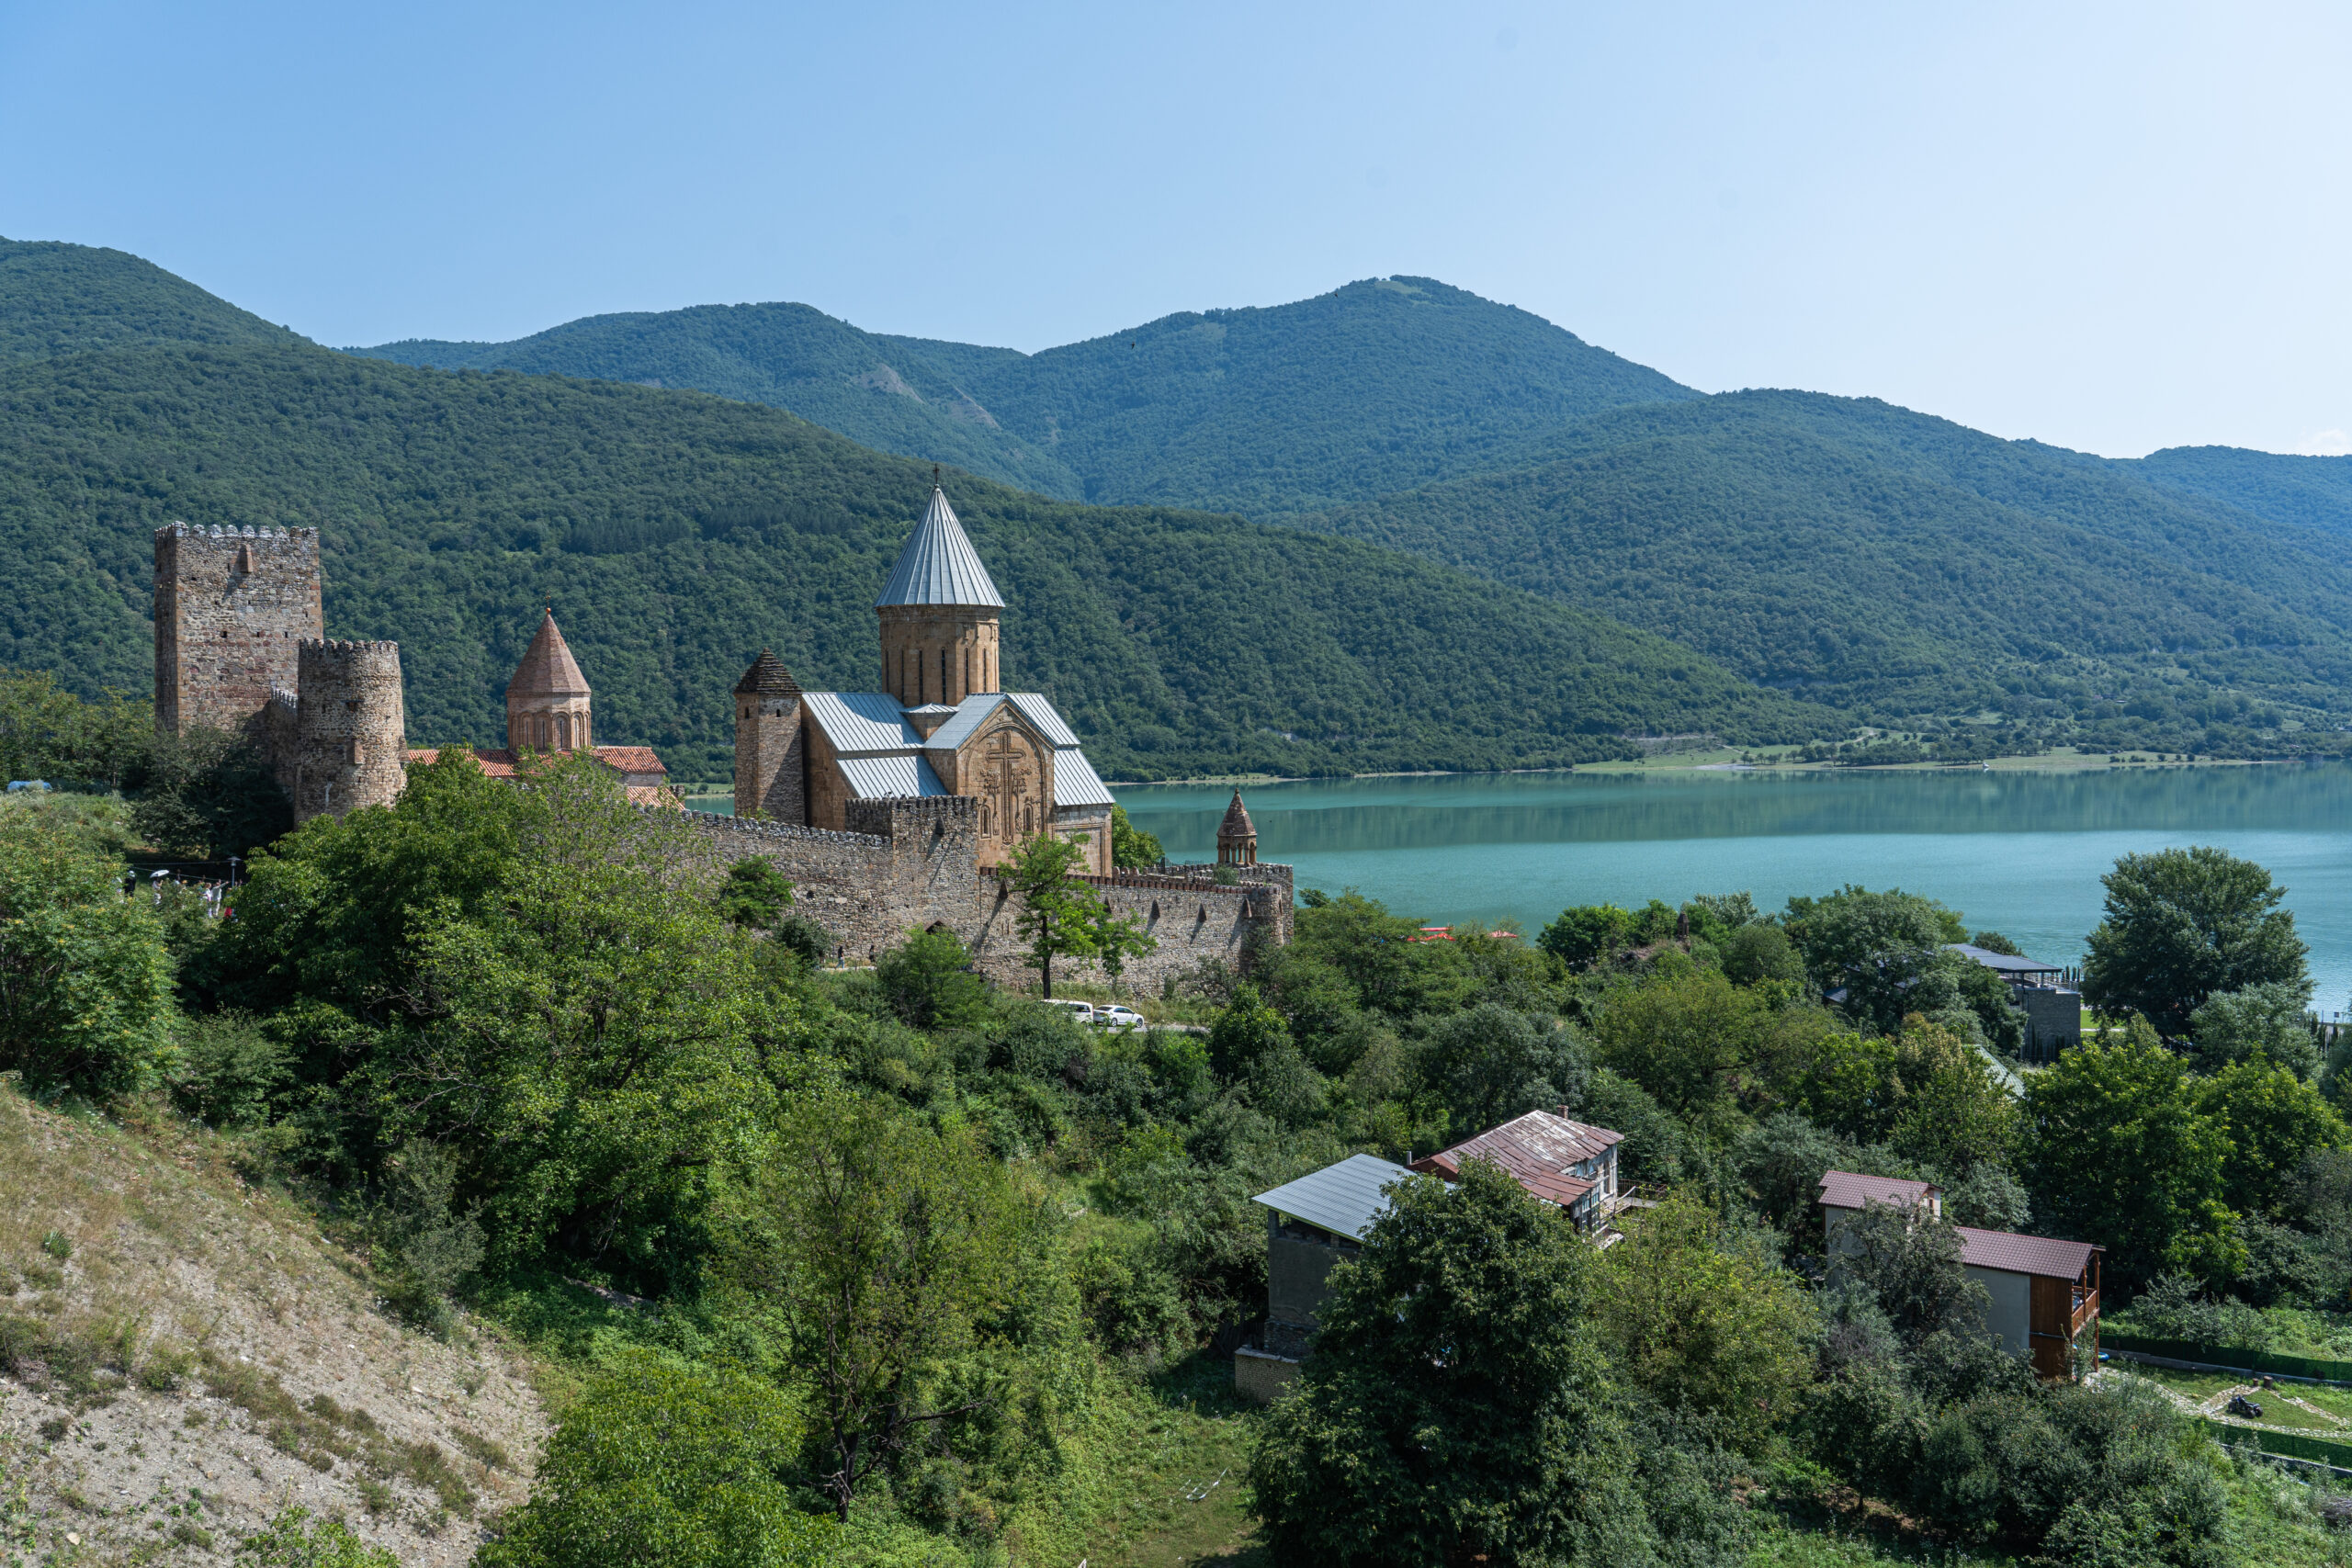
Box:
(1116, 767, 2352, 1010)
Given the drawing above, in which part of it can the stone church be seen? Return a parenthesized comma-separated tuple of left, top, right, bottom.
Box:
(731, 483, 1119, 874)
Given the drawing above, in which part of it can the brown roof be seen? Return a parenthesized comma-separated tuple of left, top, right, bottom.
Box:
(401, 745, 663, 779)
(1956, 1226, 2098, 1280)
(1217, 789, 1257, 841)
(1413, 1110, 1623, 1209)
(1818, 1170, 1940, 1212)
(506, 610, 591, 699)
(733, 649, 802, 697)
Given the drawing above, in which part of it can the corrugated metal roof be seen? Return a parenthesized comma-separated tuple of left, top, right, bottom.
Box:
(1051, 748, 1116, 808)
(803, 692, 920, 753)
(1957, 1226, 2098, 1280)
(924, 693, 1007, 754)
(876, 487, 1006, 609)
(1007, 693, 1081, 747)
(1414, 1110, 1622, 1209)
(838, 753, 947, 798)
(1818, 1170, 1940, 1211)
(1252, 1154, 1412, 1240)
(1947, 943, 2064, 977)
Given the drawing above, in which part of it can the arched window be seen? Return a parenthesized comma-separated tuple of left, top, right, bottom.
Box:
(941, 648, 950, 700)
(554, 715, 570, 750)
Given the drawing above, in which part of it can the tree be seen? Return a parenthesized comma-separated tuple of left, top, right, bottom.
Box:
(1593, 1191, 1814, 1445)
(874, 926, 990, 1031)
(477, 1350, 831, 1568)
(1082, 897, 1156, 995)
(1838, 1201, 1984, 1345)
(1204, 981, 1290, 1080)
(2194, 1060, 2346, 1217)
(756, 1094, 1028, 1519)
(715, 857, 794, 929)
(1719, 922, 1804, 988)
(1108, 804, 1162, 869)
(1000, 832, 1098, 998)
(1782, 886, 1966, 1003)
(1248, 1161, 1645, 1567)
(1888, 1018, 2018, 1178)
(2187, 981, 2319, 1079)
(0, 818, 175, 1100)
(2081, 847, 2309, 1036)
(129, 725, 291, 862)
(1537, 903, 1636, 969)
(1589, 964, 1817, 1137)
(2018, 1020, 2241, 1287)
(1419, 1002, 1589, 1138)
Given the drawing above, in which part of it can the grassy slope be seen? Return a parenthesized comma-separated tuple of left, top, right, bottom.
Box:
(0, 238, 306, 366)
(0, 1089, 547, 1566)
(0, 344, 1834, 782)
(353, 275, 1700, 518)
(1292, 391, 2352, 724)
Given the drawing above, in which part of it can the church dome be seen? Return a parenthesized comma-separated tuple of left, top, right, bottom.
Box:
(875, 485, 1005, 609)
(507, 609, 591, 699)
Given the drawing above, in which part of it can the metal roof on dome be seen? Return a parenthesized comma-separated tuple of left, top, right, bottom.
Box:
(876, 487, 1005, 609)
(1252, 1154, 1412, 1240)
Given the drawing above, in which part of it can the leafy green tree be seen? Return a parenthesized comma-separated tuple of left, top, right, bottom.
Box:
(1081, 897, 1156, 995)
(478, 1350, 831, 1568)
(1782, 886, 1966, 1001)
(2194, 1060, 2346, 1217)
(1967, 930, 2024, 956)
(1718, 921, 1804, 988)
(1418, 1002, 1589, 1138)
(232, 1506, 399, 1568)
(1248, 1161, 1646, 1567)
(2187, 980, 2319, 1079)
(1942, 1163, 2031, 1231)
(1593, 1191, 1814, 1445)
(1204, 981, 1290, 1080)
(1735, 1112, 1847, 1232)
(1838, 1201, 1984, 1346)
(2081, 846, 2310, 1035)
(1590, 964, 1826, 1137)
(1538, 903, 1636, 969)
(2018, 1020, 2241, 1286)
(714, 857, 794, 928)
(0, 818, 175, 1099)
(1001, 832, 1098, 998)
(752, 1093, 1030, 1519)
(1107, 804, 1162, 869)
(1888, 1018, 2018, 1178)
(0, 668, 152, 792)
(129, 725, 291, 861)
(874, 926, 990, 1031)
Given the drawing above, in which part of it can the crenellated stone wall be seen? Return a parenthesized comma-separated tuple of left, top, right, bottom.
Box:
(153, 523, 323, 738)
(289, 640, 409, 822)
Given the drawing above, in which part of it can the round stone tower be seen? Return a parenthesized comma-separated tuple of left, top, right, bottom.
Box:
(291, 639, 407, 823)
(732, 649, 807, 823)
(876, 483, 1004, 707)
(506, 609, 593, 751)
(1217, 790, 1258, 866)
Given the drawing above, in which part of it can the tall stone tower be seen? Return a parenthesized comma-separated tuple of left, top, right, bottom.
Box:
(1217, 790, 1258, 866)
(506, 610, 593, 751)
(290, 640, 407, 822)
(732, 650, 807, 823)
(153, 523, 324, 736)
(876, 484, 1004, 708)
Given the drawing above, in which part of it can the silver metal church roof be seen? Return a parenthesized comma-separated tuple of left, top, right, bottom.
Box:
(875, 487, 1006, 609)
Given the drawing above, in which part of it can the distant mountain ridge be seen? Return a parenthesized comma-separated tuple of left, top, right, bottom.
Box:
(0, 237, 307, 364)
(350, 276, 1699, 517)
(2123, 446, 2352, 542)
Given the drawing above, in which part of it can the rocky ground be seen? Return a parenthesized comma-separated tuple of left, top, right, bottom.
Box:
(0, 1091, 548, 1565)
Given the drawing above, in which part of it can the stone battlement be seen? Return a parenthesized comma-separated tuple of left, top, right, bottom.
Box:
(297, 638, 402, 657)
(663, 807, 889, 851)
(156, 522, 318, 541)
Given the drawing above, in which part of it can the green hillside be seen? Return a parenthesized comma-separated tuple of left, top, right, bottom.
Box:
(0, 237, 306, 364)
(353, 276, 1698, 517)
(2125, 446, 2352, 541)
(0, 343, 1832, 781)
(1295, 391, 2352, 754)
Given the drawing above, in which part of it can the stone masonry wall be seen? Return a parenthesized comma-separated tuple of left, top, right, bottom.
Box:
(733, 694, 807, 825)
(153, 524, 323, 736)
(290, 640, 408, 822)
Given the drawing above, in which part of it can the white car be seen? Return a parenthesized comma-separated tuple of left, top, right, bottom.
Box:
(1090, 1005, 1147, 1031)
(1041, 998, 1097, 1022)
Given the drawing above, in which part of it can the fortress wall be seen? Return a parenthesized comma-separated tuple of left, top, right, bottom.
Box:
(153, 524, 324, 736)
(291, 640, 408, 821)
(966, 866, 1287, 993)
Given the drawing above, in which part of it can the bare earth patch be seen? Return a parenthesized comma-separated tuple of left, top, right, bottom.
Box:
(0, 1089, 547, 1564)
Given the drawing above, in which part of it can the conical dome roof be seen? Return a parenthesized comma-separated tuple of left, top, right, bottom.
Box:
(734, 649, 802, 696)
(1217, 790, 1257, 841)
(507, 609, 591, 698)
(875, 486, 1005, 609)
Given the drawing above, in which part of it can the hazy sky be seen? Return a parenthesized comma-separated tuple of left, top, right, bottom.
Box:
(3, 1, 2345, 458)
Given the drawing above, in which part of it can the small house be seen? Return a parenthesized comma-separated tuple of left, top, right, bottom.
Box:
(1238, 1153, 1410, 1403)
(1410, 1109, 1628, 1238)
(1818, 1169, 2101, 1380)
(1946, 942, 2082, 1062)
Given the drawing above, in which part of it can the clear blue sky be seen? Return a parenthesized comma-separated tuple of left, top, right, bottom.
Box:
(3, 0, 2345, 458)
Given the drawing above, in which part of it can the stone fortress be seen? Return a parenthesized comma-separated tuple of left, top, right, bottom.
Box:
(151, 487, 1292, 988)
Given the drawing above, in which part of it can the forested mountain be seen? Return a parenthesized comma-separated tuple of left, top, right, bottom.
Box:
(0, 342, 1829, 781)
(1294, 391, 2352, 752)
(2124, 446, 2352, 542)
(352, 276, 1700, 516)
(0, 237, 306, 364)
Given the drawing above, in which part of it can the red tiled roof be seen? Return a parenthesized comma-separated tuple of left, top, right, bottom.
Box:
(1413, 1110, 1623, 1209)
(1818, 1170, 1940, 1212)
(401, 745, 664, 779)
(591, 746, 666, 775)
(1956, 1226, 2098, 1280)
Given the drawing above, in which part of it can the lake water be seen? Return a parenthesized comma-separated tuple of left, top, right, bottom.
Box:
(1114, 767, 2352, 1012)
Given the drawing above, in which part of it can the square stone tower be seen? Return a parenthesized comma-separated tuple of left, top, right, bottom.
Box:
(732, 649, 807, 823)
(153, 523, 323, 736)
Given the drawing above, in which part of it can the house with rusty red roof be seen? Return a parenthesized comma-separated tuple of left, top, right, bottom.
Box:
(1819, 1168, 2100, 1380)
(1410, 1109, 1628, 1238)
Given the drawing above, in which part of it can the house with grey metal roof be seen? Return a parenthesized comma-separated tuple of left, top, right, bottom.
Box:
(1238, 1154, 1412, 1403)
(1945, 942, 2083, 1063)
(729, 483, 1120, 874)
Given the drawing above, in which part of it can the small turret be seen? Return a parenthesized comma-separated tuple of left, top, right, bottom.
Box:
(1217, 789, 1258, 866)
(732, 649, 807, 823)
(291, 639, 406, 822)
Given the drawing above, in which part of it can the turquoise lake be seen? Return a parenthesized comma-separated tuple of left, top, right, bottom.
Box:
(1114, 766, 2352, 1014)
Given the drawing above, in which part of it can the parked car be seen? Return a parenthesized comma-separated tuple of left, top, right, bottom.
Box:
(1090, 1005, 1147, 1031)
(1040, 998, 1097, 1021)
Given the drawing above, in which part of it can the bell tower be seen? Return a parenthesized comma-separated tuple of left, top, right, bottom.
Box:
(876, 479, 1003, 708)
(505, 609, 593, 752)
